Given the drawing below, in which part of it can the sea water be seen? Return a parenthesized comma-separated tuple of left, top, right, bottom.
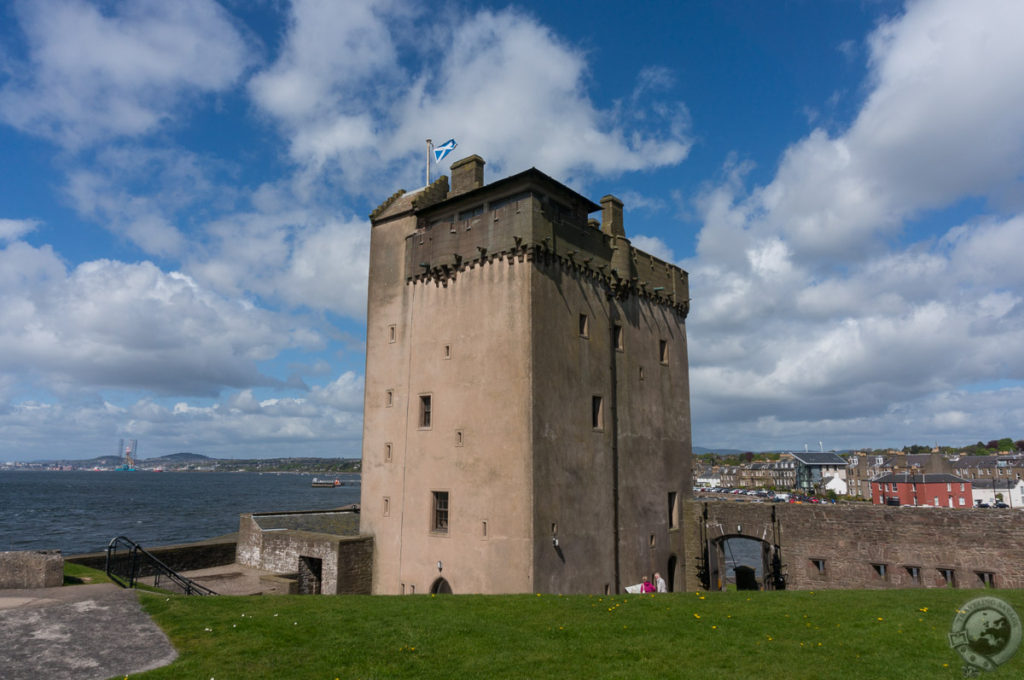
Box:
(0, 471, 360, 555)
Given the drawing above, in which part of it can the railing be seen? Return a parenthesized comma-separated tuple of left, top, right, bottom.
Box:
(105, 536, 217, 596)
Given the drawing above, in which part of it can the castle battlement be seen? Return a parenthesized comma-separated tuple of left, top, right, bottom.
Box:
(371, 159, 689, 316)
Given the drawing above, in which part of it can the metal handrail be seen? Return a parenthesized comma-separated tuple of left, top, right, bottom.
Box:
(105, 536, 217, 596)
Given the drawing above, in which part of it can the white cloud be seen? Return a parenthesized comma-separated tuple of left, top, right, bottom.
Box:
(686, 0, 1024, 449)
(0, 218, 41, 242)
(0, 0, 253, 149)
(250, 3, 692, 194)
(0, 242, 304, 397)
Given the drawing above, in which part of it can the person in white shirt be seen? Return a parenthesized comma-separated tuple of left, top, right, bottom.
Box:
(655, 572, 667, 593)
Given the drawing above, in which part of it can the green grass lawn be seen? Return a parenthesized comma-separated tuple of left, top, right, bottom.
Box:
(62, 561, 113, 585)
(128, 587, 1024, 679)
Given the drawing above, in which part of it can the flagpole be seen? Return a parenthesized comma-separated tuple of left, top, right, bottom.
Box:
(426, 139, 432, 186)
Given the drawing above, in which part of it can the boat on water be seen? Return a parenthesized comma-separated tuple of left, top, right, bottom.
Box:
(311, 477, 342, 488)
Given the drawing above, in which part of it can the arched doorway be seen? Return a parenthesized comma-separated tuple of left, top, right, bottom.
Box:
(705, 536, 784, 591)
(666, 554, 678, 592)
(430, 577, 453, 594)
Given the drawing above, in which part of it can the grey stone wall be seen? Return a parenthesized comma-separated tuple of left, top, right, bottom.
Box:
(687, 501, 1024, 591)
(236, 510, 371, 594)
(0, 550, 63, 588)
(66, 538, 236, 574)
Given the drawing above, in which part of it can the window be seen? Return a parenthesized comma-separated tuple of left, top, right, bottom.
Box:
(958, 496, 965, 506)
(639, 366, 645, 381)
(933, 496, 939, 506)
(481, 520, 488, 538)
(613, 324, 623, 351)
(420, 395, 432, 428)
(579, 313, 589, 338)
(388, 324, 396, 343)
(872, 563, 888, 580)
(947, 482, 952, 491)
(960, 482, 965, 491)
(668, 491, 679, 529)
(385, 390, 393, 407)
(977, 571, 995, 588)
(659, 339, 669, 364)
(939, 568, 956, 587)
(444, 344, 452, 360)
(592, 396, 604, 430)
(811, 558, 826, 575)
(649, 534, 656, 549)
(432, 491, 449, 533)
(455, 429, 464, 447)
(385, 442, 393, 462)
(892, 482, 898, 491)
(383, 497, 390, 517)
(905, 565, 921, 585)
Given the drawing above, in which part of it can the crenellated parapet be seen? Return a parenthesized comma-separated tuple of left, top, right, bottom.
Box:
(404, 185, 689, 317)
(411, 175, 450, 211)
(369, 188, 407, 222)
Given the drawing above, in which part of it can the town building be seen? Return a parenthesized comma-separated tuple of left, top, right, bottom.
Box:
(790, 451, 847, 493)
(971, 479, 1024, 508)
(870, 473, 972, 508)
(359, 156, 692, 595)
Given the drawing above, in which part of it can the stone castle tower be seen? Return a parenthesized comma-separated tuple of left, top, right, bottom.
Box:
(359, 156, 692, 595)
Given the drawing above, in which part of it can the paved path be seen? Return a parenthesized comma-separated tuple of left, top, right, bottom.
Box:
(0, 583, 178, 680)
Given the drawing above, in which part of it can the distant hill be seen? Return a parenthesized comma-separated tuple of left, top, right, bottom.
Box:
(149, 452, 211, 462)
(693, 446, 746, 456)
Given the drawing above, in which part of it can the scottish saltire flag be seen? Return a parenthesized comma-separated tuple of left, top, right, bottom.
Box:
(433, 138, 457, 163)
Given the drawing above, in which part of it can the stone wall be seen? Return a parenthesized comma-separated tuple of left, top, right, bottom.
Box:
(65, 538, 236, 574)
(236, 510, 371, 594)
(687, 501, 1024, 591)
(0, 550, 63, 588)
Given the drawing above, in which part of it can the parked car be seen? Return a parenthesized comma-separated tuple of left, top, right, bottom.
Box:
(994, 502, 1010, 508)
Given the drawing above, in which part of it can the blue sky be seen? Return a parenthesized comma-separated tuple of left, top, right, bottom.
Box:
(2, 0, 1023, 460)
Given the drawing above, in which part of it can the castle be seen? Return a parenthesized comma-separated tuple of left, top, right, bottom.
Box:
(359, 156, 693, 595)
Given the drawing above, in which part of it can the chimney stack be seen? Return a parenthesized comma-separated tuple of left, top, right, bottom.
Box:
(449, 155, 485, 197)
(600, 195, 625, 237)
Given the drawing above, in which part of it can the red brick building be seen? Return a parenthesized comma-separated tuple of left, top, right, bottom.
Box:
(871, 473, 972, 508)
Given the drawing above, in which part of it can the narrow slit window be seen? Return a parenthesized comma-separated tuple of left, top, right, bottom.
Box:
(811, 558, 826, 575)
(668, 491, 678, 529)
(659, 339, 669, 364)
(444, 344, 452, 360)
(388, 324, 396, 343)
(383, 497, 390, 517)
(977, 571, 995, 588)
(872, 563, 887, 580)
(613, 324, 624, 351)
(385, 390, 393, 407)
(639, 366, 646, 381)
(579, 313, 589, 338)
(905, 565, 921, 585)
(455, 429, 464, 447)
(592, 396, 604, 430)
(649, 534, 656, 549)
(939, 568, 956, 587)
(432, 491, 449, 534)
(420, 395, 432, 428)
(385, 442, 393, 462)
(481, 520, 488, 538)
